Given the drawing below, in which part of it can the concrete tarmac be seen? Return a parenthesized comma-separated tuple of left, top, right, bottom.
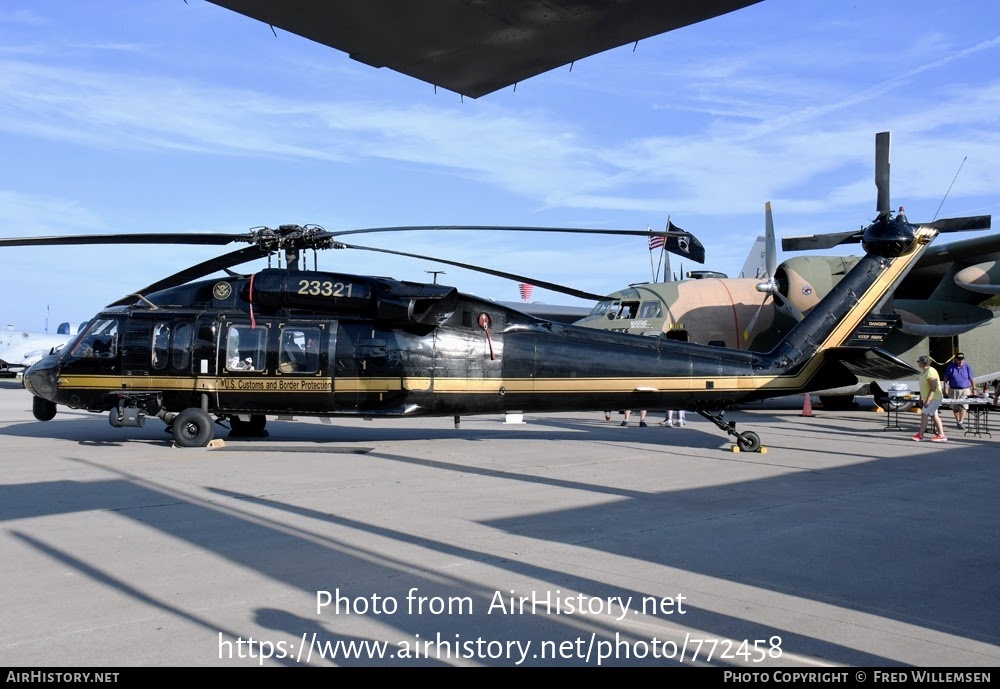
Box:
(0, 382, 997, 667)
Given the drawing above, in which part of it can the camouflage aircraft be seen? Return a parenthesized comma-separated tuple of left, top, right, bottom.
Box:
(573, 201, 828, 353)
(570, 133, 998, 403)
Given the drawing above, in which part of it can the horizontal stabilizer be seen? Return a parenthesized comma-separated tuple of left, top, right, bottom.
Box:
(823, 347, 918, 381)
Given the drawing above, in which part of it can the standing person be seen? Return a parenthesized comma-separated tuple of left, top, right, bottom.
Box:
(658, 410, 686, 427)
(913, 355, 947, 442)
(621, 410, 648, 427)
(943, 352, 975, 430)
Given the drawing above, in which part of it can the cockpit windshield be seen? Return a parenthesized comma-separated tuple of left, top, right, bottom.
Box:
(70, 318, 119, 358)
(588, 300, 619, 317)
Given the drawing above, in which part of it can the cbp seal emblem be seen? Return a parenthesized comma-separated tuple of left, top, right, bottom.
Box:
(213, 281, 233, 300)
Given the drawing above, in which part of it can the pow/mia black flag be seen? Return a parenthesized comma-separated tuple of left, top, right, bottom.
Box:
(662, 220, 706, 264)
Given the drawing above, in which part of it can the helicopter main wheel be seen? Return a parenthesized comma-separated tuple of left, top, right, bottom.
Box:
(32, 397, 57, 422)
(736, 431, 761, 453)
(172, 408, 215, 448)
(229, 414, 268, 437)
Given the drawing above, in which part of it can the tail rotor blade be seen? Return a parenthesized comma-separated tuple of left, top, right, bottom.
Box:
(924, 215, 992, 233)
(782, 230, 862, 252)
(875, 131, 891, 215)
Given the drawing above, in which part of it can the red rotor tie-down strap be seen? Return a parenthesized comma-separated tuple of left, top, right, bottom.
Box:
(249, 273, 257, 329)
(478, 313, 495, 360)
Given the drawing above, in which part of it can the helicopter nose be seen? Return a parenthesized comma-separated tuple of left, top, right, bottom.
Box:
(23, 354, 60, 402)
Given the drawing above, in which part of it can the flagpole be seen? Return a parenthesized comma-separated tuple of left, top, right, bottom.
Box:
(658, 216, 671, 282)
(647, 225, 657, 282)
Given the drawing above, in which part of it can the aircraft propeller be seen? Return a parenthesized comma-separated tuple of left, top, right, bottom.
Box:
(742, 202, 805, 340)
(743, 202, 777, 340)
(782, 132, 991, 253)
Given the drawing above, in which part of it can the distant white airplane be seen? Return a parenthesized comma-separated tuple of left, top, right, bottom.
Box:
(0, 322, 84, 379)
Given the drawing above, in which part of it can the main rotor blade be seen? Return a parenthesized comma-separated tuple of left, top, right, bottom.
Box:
(329, 224, 697, 240)
(782, 230, 862, 252)
(0, 233, 246, 248)
(330, 224, 704, 262)
(108, 245, 269, 306)
(923, 215, 991, 233)
(875, 131, 891, 215)
(1, 224, 702, 254)
(339, 242, 607, 302)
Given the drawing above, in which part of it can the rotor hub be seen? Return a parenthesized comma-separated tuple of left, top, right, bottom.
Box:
(861, 211, 915, 257)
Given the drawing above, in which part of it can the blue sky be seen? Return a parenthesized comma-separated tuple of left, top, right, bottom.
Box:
(2, 0, 999, 331)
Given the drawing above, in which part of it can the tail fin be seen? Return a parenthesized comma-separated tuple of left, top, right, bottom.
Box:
(739, 235, 767, 278)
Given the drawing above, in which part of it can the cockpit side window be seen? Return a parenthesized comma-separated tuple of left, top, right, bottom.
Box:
(617, 301, 640, 319)
(71, 318, 119, 358)
(637, 301, 663, 319)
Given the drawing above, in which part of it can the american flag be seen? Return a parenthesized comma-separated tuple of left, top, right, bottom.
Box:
(649, 218, 674, 250)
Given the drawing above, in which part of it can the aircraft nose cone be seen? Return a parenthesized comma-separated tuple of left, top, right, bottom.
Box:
(23, 355, 59, 401)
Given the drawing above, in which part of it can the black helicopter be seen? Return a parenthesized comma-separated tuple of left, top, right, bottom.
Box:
(3, 167, 990, 450)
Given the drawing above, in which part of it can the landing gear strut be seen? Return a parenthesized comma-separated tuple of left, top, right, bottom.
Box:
(697, 409, 763, 453)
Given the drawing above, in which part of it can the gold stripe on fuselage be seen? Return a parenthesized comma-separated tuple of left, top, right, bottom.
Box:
(53, 233, 927, 400)
(753, 228, 929, 393)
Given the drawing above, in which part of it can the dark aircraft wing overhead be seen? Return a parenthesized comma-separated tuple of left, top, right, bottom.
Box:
(206, 0, 762, 98)
(895, 231, 1000, 301)
(784, 230, 1000, 303)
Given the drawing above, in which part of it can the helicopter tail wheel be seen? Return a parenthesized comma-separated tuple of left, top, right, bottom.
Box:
(172, 408, 215, 448)
(32, 397, 57, 422)
(735, 431, 762, 453)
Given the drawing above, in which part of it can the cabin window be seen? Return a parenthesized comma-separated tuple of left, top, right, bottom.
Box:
(71, 318, 119, 358)
(172, 323, 192, 371)
(638, 301, 663, 319)
(152, 323, 170, 371)
(617, 301, 640, 319)
(279, 326, 321, 374)
(226, 325, 267, 372)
